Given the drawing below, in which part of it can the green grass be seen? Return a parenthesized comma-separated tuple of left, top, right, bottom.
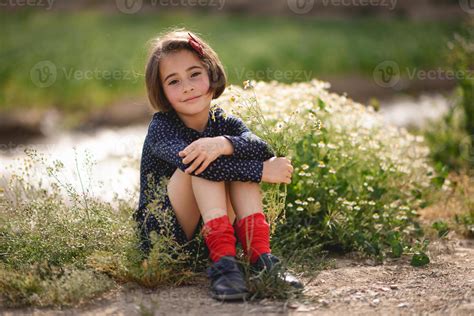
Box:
(0, 10, 463, 113)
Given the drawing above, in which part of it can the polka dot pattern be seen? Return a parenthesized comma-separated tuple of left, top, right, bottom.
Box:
(133, 106, 275, 257)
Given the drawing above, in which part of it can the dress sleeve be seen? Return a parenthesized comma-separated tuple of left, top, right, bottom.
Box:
(222, 114, 275, 161)
(148, 115, 265, 183)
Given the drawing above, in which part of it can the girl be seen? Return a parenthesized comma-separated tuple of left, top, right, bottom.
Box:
(134, 28, 303, 301)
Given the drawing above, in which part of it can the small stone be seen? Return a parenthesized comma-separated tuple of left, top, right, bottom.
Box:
(367, 290, 379, 297)
(260, 298, 273, 306)
(370, 298, 380, 306)
(296, 305, 317, 312)
(398, 302, 409, 308)
(318, 299, 330, 306)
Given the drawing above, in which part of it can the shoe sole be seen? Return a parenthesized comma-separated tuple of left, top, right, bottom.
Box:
(250, 270, 304, 289)
(210, 290, 249, 301)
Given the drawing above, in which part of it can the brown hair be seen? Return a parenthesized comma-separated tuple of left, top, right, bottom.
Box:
(145, 28, 227, 112)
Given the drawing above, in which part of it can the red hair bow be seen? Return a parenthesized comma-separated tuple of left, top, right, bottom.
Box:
(187, 33, 204, 57)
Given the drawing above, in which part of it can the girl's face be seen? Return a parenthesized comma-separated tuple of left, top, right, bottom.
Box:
(160, 49, 213, 116)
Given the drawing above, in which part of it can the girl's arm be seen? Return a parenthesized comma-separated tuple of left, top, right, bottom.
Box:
(221, 114, 275, 161)
(148, 116, 265, 183)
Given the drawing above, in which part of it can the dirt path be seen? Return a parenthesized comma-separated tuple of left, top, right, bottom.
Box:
(301, 237, 473, 315)
(1, 235, 472, 316)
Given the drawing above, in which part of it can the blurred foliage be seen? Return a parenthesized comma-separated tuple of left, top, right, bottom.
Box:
(447, 19, 474, 139)
(0, 10, 462, 114)
(455, 211, 474, 238)
(423, 19, 474, 172)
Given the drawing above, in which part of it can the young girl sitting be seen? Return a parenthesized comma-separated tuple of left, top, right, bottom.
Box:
(134, 28, 303, 301)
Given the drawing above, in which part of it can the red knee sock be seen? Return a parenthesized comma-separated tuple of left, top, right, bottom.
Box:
(234, 212, 271, 264)
(201, 215, 236, 263)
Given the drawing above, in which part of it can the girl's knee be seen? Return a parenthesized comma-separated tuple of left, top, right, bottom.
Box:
(168, 169, 192, 191)
(172, 168, 190, 179)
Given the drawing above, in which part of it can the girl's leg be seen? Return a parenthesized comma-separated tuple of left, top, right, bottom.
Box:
(227, 182, 304, 288)
(167, 169, 201, 241)
(169, 173, 251, 296)
(167, 168, 236, 241)
(225, 182, 237, 225)
(190, 175, 228, 223)
(191, 176, 238, 262)
(228, 181, 264, 220)
(229, 181, 270, 264)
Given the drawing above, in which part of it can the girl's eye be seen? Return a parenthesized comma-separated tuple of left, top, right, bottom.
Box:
(167, 72, 200, 85)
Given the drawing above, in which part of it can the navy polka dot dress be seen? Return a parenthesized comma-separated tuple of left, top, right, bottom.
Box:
(133, 105, 275, 260)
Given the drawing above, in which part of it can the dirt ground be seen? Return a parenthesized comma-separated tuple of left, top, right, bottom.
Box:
(1, 234, 472, 316)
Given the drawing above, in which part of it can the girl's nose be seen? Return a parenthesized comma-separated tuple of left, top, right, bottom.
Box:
(183, 80, 194, 94)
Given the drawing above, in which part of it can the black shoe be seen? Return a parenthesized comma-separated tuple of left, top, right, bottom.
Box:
(206, 256, 249, 301)
(251, 253, 304, 289)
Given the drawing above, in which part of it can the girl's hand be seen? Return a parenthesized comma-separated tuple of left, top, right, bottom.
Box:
(178, 137, 224, 175)
(261, 157, 294, 184)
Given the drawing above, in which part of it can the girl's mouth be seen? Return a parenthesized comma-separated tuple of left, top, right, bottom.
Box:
(183, 95, 201, 102)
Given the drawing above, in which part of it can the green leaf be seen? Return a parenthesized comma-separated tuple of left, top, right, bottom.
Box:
(432, 220, 450, 238)
(410, 252, 430, 267)
(317, 98, 326, 110)
(431, 176, 446, 189)
(430, 162, 448, 188)
(390, 240, 403, 257)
